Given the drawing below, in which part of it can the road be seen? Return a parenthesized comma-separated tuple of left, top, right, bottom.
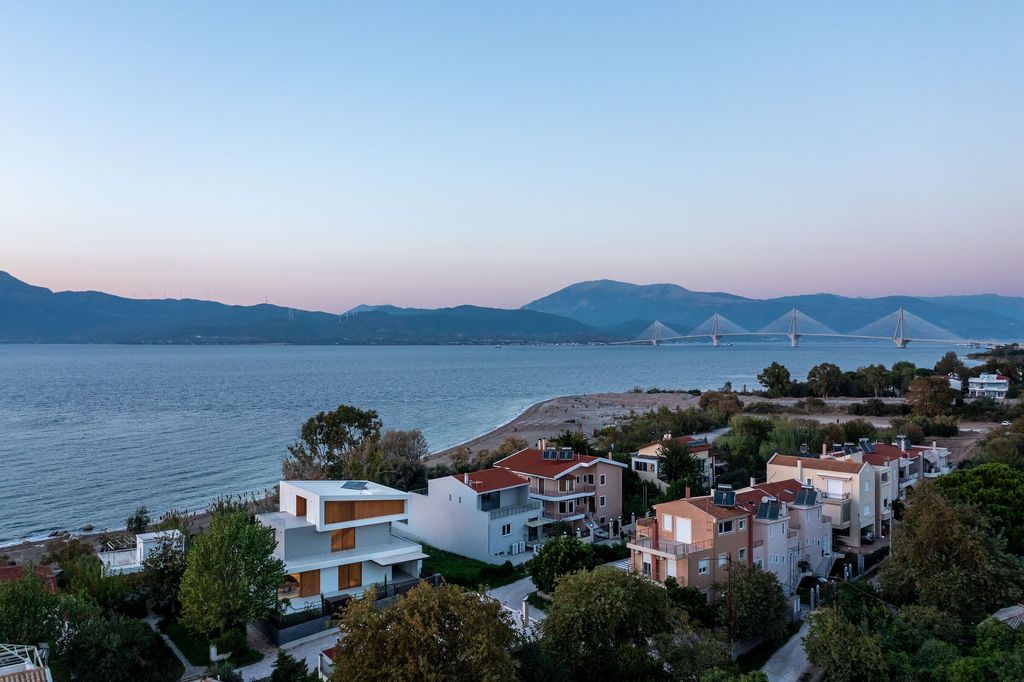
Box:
(487, 576, 545, 621)
(761, 619, 812, 682)
(236, 628, 340, 681)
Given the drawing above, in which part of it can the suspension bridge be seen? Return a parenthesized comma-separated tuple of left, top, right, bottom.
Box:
(615, 307, 1009, 348)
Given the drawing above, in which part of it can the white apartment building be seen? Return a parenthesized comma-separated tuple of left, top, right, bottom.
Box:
(968, 373, 1010, 400)
(97, 530, 184, 576)
(258, 480, 427, 612)
(405, 469, 541, 565)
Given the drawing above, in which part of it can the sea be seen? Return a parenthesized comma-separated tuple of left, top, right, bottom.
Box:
(0, 342, 959, 544)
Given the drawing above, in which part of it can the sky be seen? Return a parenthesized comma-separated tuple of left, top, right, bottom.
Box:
(1, 2, 1022, 312)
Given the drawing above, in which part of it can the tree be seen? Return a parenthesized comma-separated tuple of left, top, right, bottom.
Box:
(727, 562, 788, 643)
(527, 536, 599, 593)
(890, 361, 919, 396)
(757, 362, 792, 398)
(550, 429, 592, 455)
(270, 649, 312, 682)
(803, 606, 889, 682)
(664, 576, 720, 628)
(142, 538, 187, 614)
(179, 510, 285, 643)
(126, 506, 151, 534)
(906, 376, 955, 417)
(65, 613, 182, 682)
(658, 441, 704, 492)
(379, 429, 429, 491)
(934, 351, 968, 383)
(879, 485, 1023, 624)
(0, 567, 64, 646)
(934, 463, 1024, 554)
(856, 364, 890, 398)
(807, 363, 842, 398)
(282, 404, 383, 480)
(541, 566, 677, 679)
(332, 582, 519, 681)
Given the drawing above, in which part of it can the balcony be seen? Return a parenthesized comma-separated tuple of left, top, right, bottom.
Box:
(899, 474, 919, 489)
(529, 483, 596, 499)
(489, 501, 542, 520)
(922, 467, 952, 479)
(627, 535, 713, 559)
(821, 498, 851, 529)
(542, 510, 586, 522)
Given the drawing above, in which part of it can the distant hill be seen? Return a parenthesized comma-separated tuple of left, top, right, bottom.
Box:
(0, 272, 605, 344)
(4, 272, 1022, 344)
(524, 280, 1024, 340)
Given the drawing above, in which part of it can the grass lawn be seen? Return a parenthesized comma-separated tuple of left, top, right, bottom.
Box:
(161, 618, 210, 665)
(421, 544, 526, 588)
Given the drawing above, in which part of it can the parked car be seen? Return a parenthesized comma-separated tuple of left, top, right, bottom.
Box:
(1001, 420, 1012, 427)
(861, 530, 875, 544)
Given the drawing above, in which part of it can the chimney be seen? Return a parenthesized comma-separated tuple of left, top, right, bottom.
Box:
(897, 435, 907, 452)
(797, 459, 804, 483)
(750, 476, 757, 487)
(932, 440, 937, 450)
(684, 486, 691, 499)
(464, 473, 470, 484)
(537, 438, 547, 450)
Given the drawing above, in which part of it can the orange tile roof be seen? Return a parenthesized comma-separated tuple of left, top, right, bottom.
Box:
(0, 564, 57, 592)
(495, 448, 603, 478)
(768, 454, 866, 474)
(656, 495, 748, 520)
(735, 480, 804, 511)
(452, 468, 528, 494)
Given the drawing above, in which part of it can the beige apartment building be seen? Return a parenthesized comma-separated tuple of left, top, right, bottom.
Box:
(627, 486, 749, 599)
(766, 454, 878, 551)
(631, 435, 715, 491)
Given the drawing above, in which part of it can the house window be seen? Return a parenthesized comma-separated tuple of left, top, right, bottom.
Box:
(782, 522, 787, 534)
(338, 563, 361, 590)
(599, 517, 606, 525)
(600, 474, 606, 486)
(863, 504, 872, 517)
(863, 480, 870, 492)
(718, 520, 734, 535)
(698, 559, 709, 575)
(448, 494, 452, 501)
(663, 514, 672, 532)
(599, 496, 606, 507)
(634, 461, 647, 472)
(501, 523, 511, 536)
(717, 553, 727, 567)
(738, 519, 745, 530)
(755, 558, 763, 568)
(738, 548, 746, 560)
(769, 525, 774, 538)
(586, 474, 595, 485)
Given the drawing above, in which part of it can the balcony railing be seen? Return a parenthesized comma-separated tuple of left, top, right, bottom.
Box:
(822, 492, 851, 501)
(542, 509, 585, 521)
(787, 530, 798, 539)
(489, 501, 542, 519)
(627, 535, 713, 559)
(821, 515, 832, 524)
(529, 483, 595, 497)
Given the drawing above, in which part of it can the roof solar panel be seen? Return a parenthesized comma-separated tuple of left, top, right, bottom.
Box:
(342, 480, 368, 490)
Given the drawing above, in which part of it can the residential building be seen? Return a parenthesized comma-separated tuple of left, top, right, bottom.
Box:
(0, 644, 52, 682)
(627, 486, 749, 600)
(734, 479, 833, 593)
(766, 454, 877, 551)
(494, 444, 625, 542)
(968, 373, 1010, 400)
(631, 435, 715, 490)
(257, 480, 427, 612)
(405, 468, 541, 565)
(946, 373, 963, 392)
(97, 530, 184, 576)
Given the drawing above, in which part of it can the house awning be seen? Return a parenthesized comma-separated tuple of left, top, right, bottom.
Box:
(372, 551, 429, 567)
(923, 452, 939, 464)
(525, 518, 552, 528)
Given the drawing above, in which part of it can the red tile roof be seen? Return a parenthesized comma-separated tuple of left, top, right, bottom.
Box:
(661, 495, 749, 520)
(0, 564, 57, 592)
(453, 468, 528, 494)
(495, 448, 605, 478)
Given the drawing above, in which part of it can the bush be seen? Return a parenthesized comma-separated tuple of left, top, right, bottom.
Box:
(207, 661, 243, 682)
(592, 542, 630, 563)
(214, 625, 247, 654)
(479, 561, 518, 582)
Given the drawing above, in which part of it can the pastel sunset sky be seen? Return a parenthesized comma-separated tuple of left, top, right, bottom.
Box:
(2, 2, 1022, 312)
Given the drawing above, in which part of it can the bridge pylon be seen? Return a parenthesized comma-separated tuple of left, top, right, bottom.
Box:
(787, 307, 801, 348)
(892, 307, 910, 348)
(710, 313, 722, 347)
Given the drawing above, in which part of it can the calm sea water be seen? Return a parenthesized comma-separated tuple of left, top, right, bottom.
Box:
(0, 342, 955, 543)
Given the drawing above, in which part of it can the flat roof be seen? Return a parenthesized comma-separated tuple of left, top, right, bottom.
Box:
(281, 480, 408, 499)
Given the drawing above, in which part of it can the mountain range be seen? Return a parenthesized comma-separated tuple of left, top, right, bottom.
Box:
(1, 271, 1022, 344)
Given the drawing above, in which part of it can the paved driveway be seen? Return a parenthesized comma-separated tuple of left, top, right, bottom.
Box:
(236, 628, 340, 681)
(761, 619, 812, 682)
(487, 576, 545, 621)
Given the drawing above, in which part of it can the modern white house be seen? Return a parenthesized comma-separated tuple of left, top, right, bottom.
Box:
(968, 373, 1010, 400)
(404, 468, 541, 565)
(97, 530, 184, 576)
(257, 480, 427, 612)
